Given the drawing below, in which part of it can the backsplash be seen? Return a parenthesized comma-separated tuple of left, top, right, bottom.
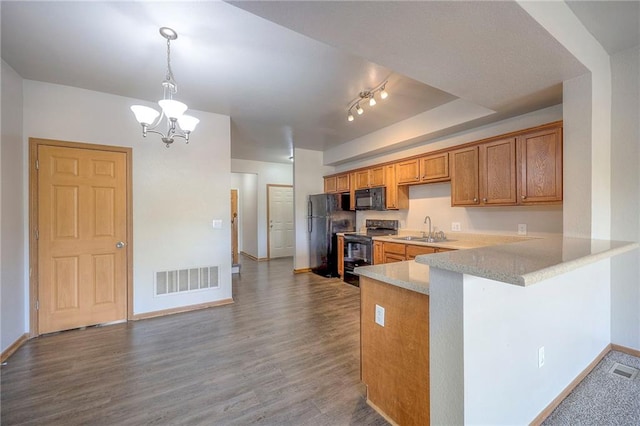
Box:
(357, 182, 563, 236)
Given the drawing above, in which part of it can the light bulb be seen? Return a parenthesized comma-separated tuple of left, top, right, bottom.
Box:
(356, 104, 364, 115)
(347, 112, 354, 122)
(380, 88, 388, 100)
(369, 96, 376, 107)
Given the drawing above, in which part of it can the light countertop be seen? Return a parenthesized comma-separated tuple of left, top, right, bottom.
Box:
(355, 261, 430, 295)
(415, 236, 638, 286)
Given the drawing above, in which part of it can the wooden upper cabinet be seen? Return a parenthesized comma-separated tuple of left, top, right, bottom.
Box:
(384, 164, 409, 210)
(479, 138, 517, 205)
(324, 173, 350, 193)
(324, 176, 337, 193)
(354, 166, 385, 189)
(397, 153, 449, 185)
(518, 126, 563, 204)
(450, 146, 479, 206)
(369, 166, 385, 187)
(336, 174, 350, 193)
(420, 152, 450, 183)
(349, 172, 357, 210)
(355, 170, 371, 190)
(396, 159, 421, 185)
(337, 235, 345, 278)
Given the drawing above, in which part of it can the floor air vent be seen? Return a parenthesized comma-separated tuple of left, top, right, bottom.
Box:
(156, 266, 219, 296)
(608, 362, 639, 380)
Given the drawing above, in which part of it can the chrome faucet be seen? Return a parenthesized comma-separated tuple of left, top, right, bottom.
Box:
(423, 215, 432, 241)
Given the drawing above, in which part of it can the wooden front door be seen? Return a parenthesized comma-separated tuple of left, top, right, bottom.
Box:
(37, 144, 128, 334)
(231, 189, 239, 265)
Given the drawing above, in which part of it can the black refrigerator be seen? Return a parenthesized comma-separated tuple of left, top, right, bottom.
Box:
(308, 193, 356, 277)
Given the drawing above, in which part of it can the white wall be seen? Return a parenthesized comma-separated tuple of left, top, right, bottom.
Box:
(231, 159, 293, 259)
(562, 73, 593, 237)
(23, 81, 232, 316)
(293, 148, 334, 270)
(430, 260, 611, 425)
(610, 46, 640, 349)
(1, 60, 26, 352)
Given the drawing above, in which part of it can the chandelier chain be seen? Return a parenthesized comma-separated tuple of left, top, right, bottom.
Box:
(165, 37, 177, 95)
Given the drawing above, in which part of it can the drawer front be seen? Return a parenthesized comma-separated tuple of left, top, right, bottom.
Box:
(406, 245, 436, 259)
(383, 242, 406, 255)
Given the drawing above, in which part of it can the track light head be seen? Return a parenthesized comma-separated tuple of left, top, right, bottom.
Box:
(380, 87, 388, 100)
(369, 96, 376, 107)
(356, 104, 364, 115)
(347, 112, 354, 122)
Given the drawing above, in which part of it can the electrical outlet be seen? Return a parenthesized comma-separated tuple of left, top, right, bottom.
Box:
(538, 346, 545, 368)
(375, 304, 385, 327)
(518, 223, 527, 235)
(451, 222, 461, 232)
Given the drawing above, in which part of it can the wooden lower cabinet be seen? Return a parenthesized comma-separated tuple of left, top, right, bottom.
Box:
(374, 241, 451, 264)
(337, 235, 344, 278)
(361, 276, 429, 425)
(373, 241, 384, 265)
(406, 245, 436, 260)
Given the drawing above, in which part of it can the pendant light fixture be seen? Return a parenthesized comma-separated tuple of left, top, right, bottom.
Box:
(131, 27, 199, 148)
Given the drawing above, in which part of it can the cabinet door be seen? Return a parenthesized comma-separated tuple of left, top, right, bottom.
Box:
(479, 138, 516, 205)
(369, 166, 385, 188)
(336, 174, 350, 193)
(349, 173, 357, 210)
(324, 176, 337, 193)
(518, 127, 563, 203)
(420, 152, 449, 182)
(355, 170, 370, 189)
(373, 241, 384, 265)
(385, 165, 398, 209)
(396, 159, 420, 185)
(337, 236, 345, 278)
(450, 146, 479, 206)
(406, 245, 436, 260)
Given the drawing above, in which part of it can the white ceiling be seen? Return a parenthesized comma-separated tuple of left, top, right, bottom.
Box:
(2, 1, 638, 164)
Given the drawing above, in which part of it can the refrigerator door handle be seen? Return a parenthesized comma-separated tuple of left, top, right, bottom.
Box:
(308, 217, 312, 233)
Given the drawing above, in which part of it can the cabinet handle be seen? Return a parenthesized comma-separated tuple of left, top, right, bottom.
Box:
(473, 198, 478, 203)
(521, 195, 527, 200)
(483, 198, 487, 202)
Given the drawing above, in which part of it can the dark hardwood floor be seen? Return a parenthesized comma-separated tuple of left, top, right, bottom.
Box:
(1, 257, 388, 425)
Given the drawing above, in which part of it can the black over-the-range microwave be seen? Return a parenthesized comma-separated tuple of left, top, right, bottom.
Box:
(354, 187, 386, 211)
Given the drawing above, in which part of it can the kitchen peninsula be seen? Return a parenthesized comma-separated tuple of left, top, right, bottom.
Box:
(355, 235, 638, 425)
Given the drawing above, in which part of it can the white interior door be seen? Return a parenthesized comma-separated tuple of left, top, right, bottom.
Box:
(268, 185, 294, 259)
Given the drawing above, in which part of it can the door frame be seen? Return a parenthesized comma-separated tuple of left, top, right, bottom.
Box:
(29, 138, 133, 337)
(266, 184, 293, 260)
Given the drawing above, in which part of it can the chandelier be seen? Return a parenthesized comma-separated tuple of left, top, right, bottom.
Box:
(131, 27, 199, 148)
(347, 80, 389, 122)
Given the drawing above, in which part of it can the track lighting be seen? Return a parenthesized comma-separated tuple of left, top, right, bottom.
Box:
(346, 80, 388, 122)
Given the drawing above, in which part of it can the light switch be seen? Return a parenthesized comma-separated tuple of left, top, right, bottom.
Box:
(212, 219, 223, 229)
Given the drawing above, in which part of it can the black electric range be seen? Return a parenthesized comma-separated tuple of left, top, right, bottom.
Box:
(343, 219, 398, 286)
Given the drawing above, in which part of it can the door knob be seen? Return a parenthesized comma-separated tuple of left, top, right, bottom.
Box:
(116, 241, 127, 249)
